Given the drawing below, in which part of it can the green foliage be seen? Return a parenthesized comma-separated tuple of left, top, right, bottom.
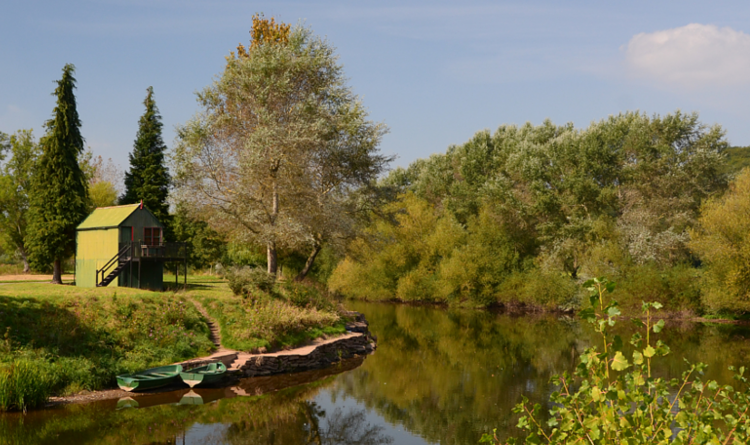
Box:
(0, 283, 213, 408)
(226, 266, 276, 297)
(689, 168, 750, 313)
(174, 23, 388, 276)
(279, 280, 335, 312)
(481, 278, 750, 444)
(0, 129, 39, 272)
(333, 111, 729, 312)
(721, 145, 750, 177)
(120, 86, 171, 227)
(0, 358, 51, 412)
(195, 288, 342, 351)
(88, 180, 118, 208)
(25, 64, 89, 277)
(171, 202, 226, 269)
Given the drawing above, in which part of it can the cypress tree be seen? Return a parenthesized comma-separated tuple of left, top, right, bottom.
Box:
(26, 64, 89, 283)
(120, 87, 171, 227)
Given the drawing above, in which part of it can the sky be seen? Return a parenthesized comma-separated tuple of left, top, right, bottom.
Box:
(2, 0, 750, 179)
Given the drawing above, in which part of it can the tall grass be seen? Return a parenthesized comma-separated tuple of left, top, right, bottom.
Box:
(0, 359, 51, 412)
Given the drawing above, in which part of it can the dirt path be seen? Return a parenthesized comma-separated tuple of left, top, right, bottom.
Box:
(186, 297, 225, 351)
(0, 274, 75, 282)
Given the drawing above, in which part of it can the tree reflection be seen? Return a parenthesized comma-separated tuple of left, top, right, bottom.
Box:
(224, 401, 392, 445)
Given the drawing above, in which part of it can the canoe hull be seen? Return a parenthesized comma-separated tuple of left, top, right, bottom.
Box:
(117, 365, 183, 392)
(180, 362, 227, 388)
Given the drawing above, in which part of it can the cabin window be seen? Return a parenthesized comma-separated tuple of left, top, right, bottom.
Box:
(143, 227, 162, 246)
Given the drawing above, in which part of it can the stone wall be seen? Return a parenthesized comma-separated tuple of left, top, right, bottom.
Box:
(239, 333, 376, 377)
(239, 312, 377, 377)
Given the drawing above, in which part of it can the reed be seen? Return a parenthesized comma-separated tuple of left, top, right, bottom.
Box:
(0, 359, 51, 412)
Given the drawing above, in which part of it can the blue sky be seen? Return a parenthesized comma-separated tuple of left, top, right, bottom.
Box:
(2, 0, 750, 177)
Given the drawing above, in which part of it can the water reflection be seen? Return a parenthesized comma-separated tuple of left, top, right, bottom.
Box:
(2, 302, 750, 445)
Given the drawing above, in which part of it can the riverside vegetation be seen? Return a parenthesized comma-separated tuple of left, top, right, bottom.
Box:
(329, 113, 750, 317)
(481, 278, 750, 444)
(0, 273, 344, 412)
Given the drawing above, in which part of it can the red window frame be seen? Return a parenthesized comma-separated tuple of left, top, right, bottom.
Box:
(143, 227, 162, 246)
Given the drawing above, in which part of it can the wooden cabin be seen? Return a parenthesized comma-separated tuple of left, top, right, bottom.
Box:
(75, 203, 186, 290)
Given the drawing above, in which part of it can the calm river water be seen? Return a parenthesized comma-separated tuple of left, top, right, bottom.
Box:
(2, 301, 750, 444)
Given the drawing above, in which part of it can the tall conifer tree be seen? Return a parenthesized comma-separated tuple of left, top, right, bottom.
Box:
(26, 64, 89, 283)
(120, 87, 171, 226)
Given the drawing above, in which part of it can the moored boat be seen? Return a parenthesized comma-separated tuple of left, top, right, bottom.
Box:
(116, 365, 183, 392)
(180, 362, 227, 388)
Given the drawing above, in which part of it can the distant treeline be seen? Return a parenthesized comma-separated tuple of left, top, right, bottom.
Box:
(329, 111, 750, 315)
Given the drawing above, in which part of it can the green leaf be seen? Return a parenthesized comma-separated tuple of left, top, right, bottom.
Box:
(633, 350, 644, 365)
(579, 307, 596, 322)
(607, 306, 621, 317)
(631, 318, 645, 328)
(652, 302, 663, 310)
(653, 319, 665, 333)
(591, 386, 602, 402)
(612, 335, 623, 351)
(612, 351, 630, 371)
(643, 346, 656, 358)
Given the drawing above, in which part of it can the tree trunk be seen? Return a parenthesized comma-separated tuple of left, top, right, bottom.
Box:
(267, 175, 279, 276)
(295, 243, 322, 282)
(267, 242, 277, 275)
(19, 247, 30, 274)
(52, 259, 63, 284)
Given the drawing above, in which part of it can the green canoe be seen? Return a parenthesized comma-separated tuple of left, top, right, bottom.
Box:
(116, 365, 183, 392)
(180, 362, 227, 388)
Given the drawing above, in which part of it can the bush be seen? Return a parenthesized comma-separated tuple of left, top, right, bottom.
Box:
(0, 358, 51, 412)
(496, 269, 579, 310)
(279, 281, 334, 312)
(226, 266, 276, 298)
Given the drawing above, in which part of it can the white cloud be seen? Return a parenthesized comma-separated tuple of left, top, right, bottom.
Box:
(624, 24, 750, 89)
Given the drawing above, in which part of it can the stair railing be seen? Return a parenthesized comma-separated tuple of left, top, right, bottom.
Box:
(96, 242, 132, 287)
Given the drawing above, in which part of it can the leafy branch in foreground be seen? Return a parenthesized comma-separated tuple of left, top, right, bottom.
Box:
(481, 277, 750, 444)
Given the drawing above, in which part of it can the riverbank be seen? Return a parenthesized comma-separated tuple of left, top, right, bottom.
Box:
(45, 330, 375, 406)
(0, 275, 364, 412)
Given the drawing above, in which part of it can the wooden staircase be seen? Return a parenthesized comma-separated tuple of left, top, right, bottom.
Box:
(96, 244, 132, 287)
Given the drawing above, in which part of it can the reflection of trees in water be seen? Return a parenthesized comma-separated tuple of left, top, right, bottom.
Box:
(224, 401, 392, 445)
(315, 405, 393, 445)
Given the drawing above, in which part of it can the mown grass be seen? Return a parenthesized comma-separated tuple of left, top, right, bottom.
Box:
(0, 282, 214, 411)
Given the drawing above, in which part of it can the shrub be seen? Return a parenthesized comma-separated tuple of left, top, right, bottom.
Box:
(689, 168, 750, 313)
(0, 358, 51, 412)
(482, 277, 750, 444)
(226, 266, 276, 298)
(279, 281, 334, 311)
(496, 269, 579, 310)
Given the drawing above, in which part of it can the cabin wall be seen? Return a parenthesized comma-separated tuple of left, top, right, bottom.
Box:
(75, 228, 119, 288)
(122, 209, 165, 243)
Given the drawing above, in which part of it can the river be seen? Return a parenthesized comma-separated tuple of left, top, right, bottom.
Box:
(2, 301, 750, 444)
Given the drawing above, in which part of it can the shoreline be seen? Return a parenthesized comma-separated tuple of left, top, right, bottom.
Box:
(346, 298, 750, 324)
(46, 322, 376, 407)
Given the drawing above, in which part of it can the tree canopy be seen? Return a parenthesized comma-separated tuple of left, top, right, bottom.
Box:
(331, 112, 729, 309)
(26, 64, 89, 282)
(0, 130, 40, 272)
(174, 17, 389, 275)
(121, 86, 171, 225)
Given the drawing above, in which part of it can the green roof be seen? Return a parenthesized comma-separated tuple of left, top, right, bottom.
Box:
(77, 204, 139, 230)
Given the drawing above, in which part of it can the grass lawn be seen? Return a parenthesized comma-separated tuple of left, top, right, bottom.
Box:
(0, 273, 348, 411)
(0, 281, 213, 410)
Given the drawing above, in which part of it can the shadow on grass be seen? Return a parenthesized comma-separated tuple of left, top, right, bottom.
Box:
(0, 296, 110, 360)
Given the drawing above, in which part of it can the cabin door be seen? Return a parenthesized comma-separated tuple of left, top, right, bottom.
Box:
(119, 226, 133, 244)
